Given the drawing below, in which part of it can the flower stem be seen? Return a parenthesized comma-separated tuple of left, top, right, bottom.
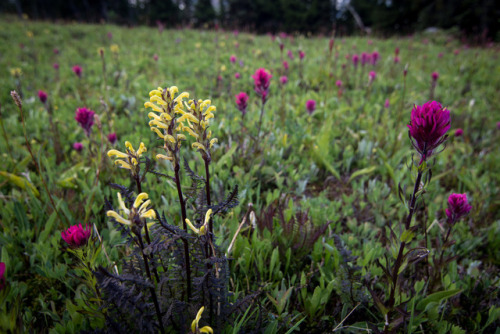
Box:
(174, 161, 192, 300)
(137, 234, 165, 334)
(134, 176, 161, 283)
(386, 169, 423, 329)
(256, 100, 266, 139)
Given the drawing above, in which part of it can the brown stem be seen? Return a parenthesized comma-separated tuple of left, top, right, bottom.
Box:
(256, 100, 266, 140)
(174, 161, 192, 300)
(134, 175, 161, 283)
(137, 234, 165, 334)
(387, 169, 423, 325)
(204, 159, 212, 230)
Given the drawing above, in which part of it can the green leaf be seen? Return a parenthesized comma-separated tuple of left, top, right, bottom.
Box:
(417, 289, 462, 311)
(348, 166, 377, 183)
(39, 210, 58, 243)
(216, 144, 238, 169)
(0, 171, 40, 197)
(401, 229, 415, 243)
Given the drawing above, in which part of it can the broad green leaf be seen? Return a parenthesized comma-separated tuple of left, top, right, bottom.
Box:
(417, 289, 462, 311)
(349, 166, 377, 183)
(0, 171, 40, 197)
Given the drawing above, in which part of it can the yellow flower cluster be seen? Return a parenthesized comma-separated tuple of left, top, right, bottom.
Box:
(10, 68, 22, 77)
(110, 44, 119, 54)
(106, 192, 156, 227)
(182, 99, 218, 160)
(144, 86, 190, 163)
(107, 141, 147, 175)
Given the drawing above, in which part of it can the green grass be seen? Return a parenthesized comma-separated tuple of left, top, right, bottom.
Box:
(0, 15, 499, 333)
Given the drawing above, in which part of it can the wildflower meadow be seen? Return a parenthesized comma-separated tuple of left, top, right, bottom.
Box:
(0, 15, 499, 333)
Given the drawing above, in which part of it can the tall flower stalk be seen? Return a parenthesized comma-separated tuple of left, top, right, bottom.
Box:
(380, 101, 451, 332)
(251, 68, 272, 139)
(145, 86, 192, 299)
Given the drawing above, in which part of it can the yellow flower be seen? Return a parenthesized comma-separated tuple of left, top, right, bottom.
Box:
(107, 141, 146, 171)
(145, 86, 190, 158)
(185, 209, 212, 236)
(191, 307, 213, 334)
(195, 43, 201, 49)
(180, 99, 218, 157)
(110, 44, 119, 53)
(220, 65, 226, 72)
(26, 31, 33, 38)
(107, 192, 156, 227)
(10, 68, 22, 77)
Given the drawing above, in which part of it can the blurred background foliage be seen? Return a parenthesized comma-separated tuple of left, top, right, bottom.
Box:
(1, 0, 499, 41)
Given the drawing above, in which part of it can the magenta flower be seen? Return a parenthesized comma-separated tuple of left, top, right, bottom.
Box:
(61, 223, 91, 248)
(0, 262, 5, 291)
(306, 100, 316, 115)
(438, 52, 444, 58)
(75, 107, 95, 137)
(73, 142, 83, 152)
(329, 39, 334, 53)
(230, 55, 237, 64)
(394, 56, 400, 64)
(369, 71, 376, 82)
(251, 68, 272, 104)
(384, 99, 390, 108)
(153, 54, 159, 61)
(107, 132, 117, 144)
(107, 32, 113, 39)
(454, 128, 463, 137)
(234, 72, 241, 79)
(371, 51, 380, 65)
(283, 61, 289, 70)
(279, 43, 284, 52)
(352, 54, 359, 67)
(38, 90, 48, 104)
(235, 92, 249, 116)
(298, 50, 305, 60)
(361, 52, 370, 66)
(53, 63, 59, 70)
(445, 193, 472, 224)
(287, 50, 294, 60)
(497, 122, 500, 130)
(395, 47, 400, 56)
(72, 65, 82, 78)
(335, 80, 342, 88)
(407, 101, 451, 162)
(280, 76, 288, 85)
(432, 71, 439, 81)
(53, 48, 60, 55)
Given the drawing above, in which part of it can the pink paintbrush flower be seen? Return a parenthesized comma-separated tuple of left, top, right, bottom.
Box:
(445, 193, 472, 224)
(61, 223, 91, 248)
(407, 101, 451, 163)
(72, 65, 82, 78)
